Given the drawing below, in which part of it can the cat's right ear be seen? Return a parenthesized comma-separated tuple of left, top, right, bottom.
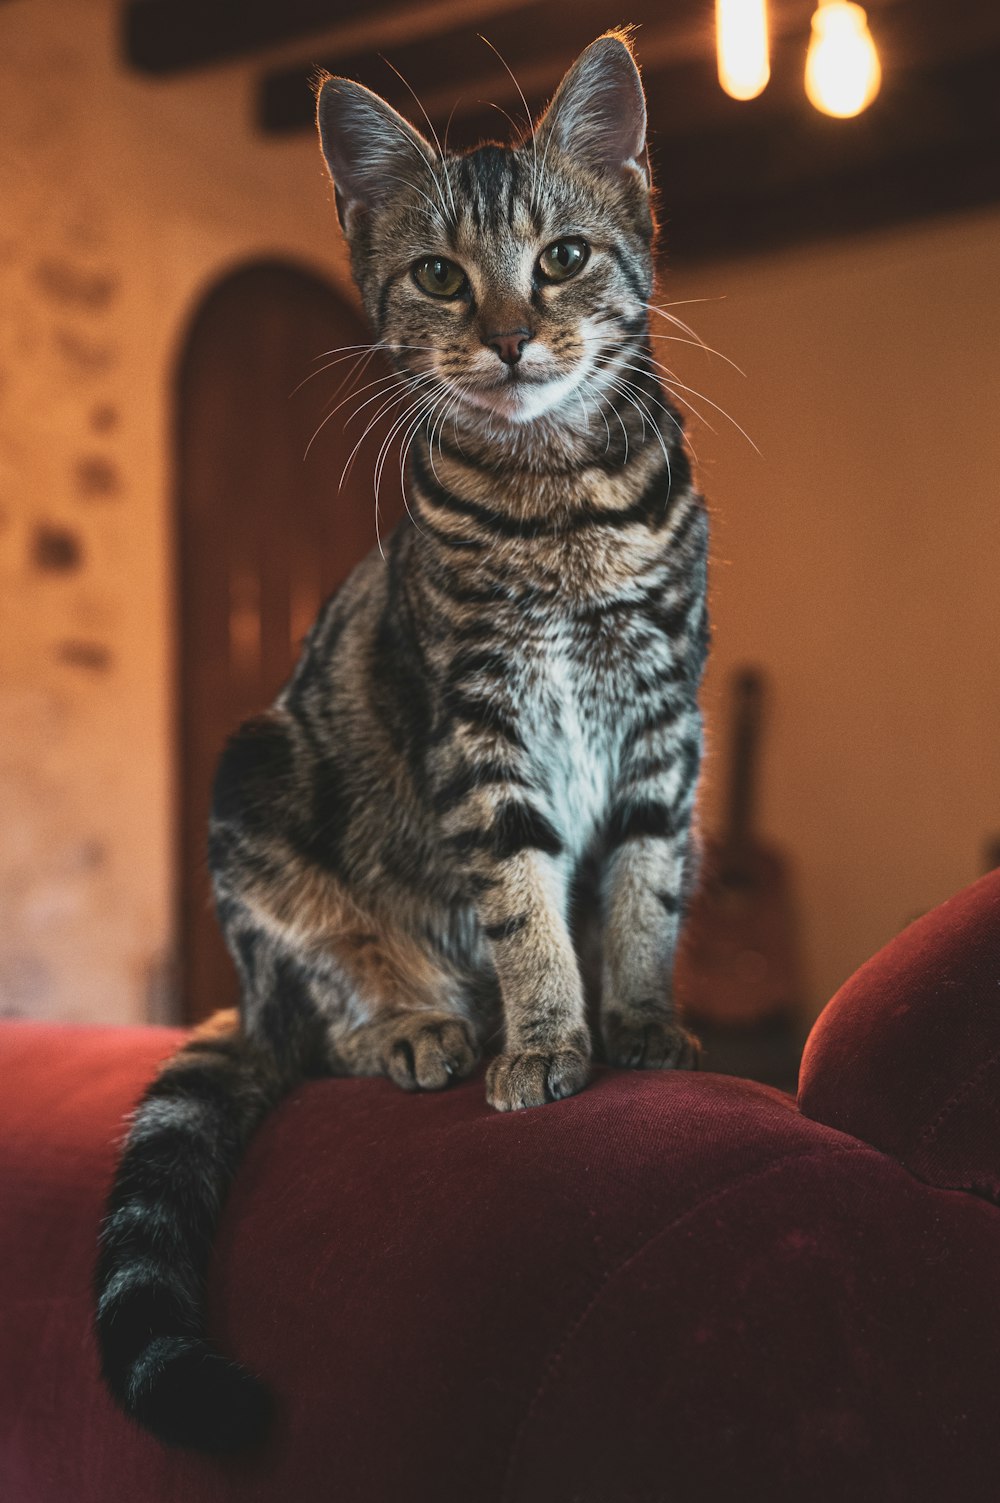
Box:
(315, 74, 438, 234)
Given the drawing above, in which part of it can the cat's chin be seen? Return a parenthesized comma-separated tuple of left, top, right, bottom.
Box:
(454, 368, 585, 428)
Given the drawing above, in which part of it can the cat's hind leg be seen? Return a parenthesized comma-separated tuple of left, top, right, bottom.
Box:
(228, 877, 481, 1093)
(322, 919, 481, 1090)
(211, 711, 480, 1093)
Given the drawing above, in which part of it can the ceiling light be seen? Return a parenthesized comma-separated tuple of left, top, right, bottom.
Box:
(716, 0, 771, 102)
(805, 0, 882, 118)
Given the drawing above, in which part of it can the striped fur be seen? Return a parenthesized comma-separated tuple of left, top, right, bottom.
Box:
(96, 33, 708, 1450)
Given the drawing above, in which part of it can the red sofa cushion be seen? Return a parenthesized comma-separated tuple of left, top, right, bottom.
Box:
(800, 868, 1000, 1203)
(2, 878, 1000, 1500)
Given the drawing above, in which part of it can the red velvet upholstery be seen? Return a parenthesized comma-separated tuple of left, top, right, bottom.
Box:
(2, 874, 1000, 1501)
(800, 869, 1000, 1203)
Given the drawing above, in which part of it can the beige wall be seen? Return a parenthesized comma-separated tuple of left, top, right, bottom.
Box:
(667, 212, 1000, 1015)
(1, 0, 997, 1024)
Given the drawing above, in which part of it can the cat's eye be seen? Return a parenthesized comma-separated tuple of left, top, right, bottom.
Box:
(537, 238, 590, 283)
(412, 256, 468, 299)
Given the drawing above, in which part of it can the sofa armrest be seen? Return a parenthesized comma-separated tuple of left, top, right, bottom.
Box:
(798, 869, 1000, 1202)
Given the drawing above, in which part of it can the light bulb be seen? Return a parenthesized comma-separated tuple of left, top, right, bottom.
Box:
(805, 0, 882, 119)
(716, 0, 770, 102)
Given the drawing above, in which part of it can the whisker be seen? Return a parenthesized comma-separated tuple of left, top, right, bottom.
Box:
(323, 367, 419, 429)
(379, 57, 458, 225)
(476, 34, 539, 213)
(592, 367, 673, 477)
(426, 388, 457, 487)
(593, 355, 685, 439)
(308, 367, 427, 462)
(399, 390, 451, 521)
(442, 96, 463, 161)
(337, 375, 437, 485)
(648, 295, 727, 316)
(379, 102, 452, 222)
(643, 302, 709, 347)
(290, 346, 373, 399)
(399, 397, 433, 500)
(637, 352, 760, 453)
(374, 398, 421, 511)
(534, 56, 573, 202)
(324, 347, 382, 415)
(619, 371, 699, 462)
(360, 385, 438, 560)
(596, 347, 707, 445)
(383, 170, 451, 230)
(306, 341, 437, 367)
(645, 331, 746, 378)
(605, 378, 650, 454)
(432, 381, 470, 477)
(575, 385, 612, 457)
(375, 385, 451, 542)
(378, 381, 439, 498)
(478, 99, 527, 144)
(290, 341, 436, 403)
(598, 385, 629, 460)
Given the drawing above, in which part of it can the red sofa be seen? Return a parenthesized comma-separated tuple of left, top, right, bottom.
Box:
(2, 871, 999, 1502)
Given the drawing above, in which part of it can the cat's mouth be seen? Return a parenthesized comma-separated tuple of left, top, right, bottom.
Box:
(446, 355, 594, 426)
(493, 367, 548, 388)
(459, 367, 576, 415)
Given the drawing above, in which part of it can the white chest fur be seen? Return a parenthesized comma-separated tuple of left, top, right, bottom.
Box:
(525, 629, 620, 862)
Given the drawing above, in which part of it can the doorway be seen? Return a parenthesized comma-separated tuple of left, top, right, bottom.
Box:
(174, 260, 401, 1023)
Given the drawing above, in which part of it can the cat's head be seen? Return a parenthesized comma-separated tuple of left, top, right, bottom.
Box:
(316, 33, 655, 431)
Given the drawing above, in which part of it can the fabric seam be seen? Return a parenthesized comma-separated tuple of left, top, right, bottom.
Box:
(916, 1043, 1000, 1150)
(499, 1141, 875, 1503)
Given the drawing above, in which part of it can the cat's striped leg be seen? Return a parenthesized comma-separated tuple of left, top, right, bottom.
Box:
(483, 857, 591, 1110)
(600, 795, 701, 1071)
(450, 802, 590, 1110)
(427, 713, 591, 1108)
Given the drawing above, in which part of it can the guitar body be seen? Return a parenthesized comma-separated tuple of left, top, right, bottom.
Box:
(676, 837, 802, 1027)
(675, 669, 804, 1036)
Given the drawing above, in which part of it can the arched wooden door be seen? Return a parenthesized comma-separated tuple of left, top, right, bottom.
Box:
(175, 261, 401, 1023)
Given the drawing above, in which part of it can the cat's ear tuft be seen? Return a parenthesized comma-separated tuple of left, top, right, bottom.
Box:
(315, 73, 438, 233)
(534, 32, 649, 188)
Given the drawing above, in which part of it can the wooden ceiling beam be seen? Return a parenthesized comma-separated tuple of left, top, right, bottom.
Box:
(122, 0, 560, 75)
(123, 0, 365, 74)
(121, 0, 1000, 264)
(262, 29, 1000, 265)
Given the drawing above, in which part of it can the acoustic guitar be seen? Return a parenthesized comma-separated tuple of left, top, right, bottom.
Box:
(676, 667, 804, 1030)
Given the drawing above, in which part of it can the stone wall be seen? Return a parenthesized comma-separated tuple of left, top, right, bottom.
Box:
(0, 0, 353, 1022)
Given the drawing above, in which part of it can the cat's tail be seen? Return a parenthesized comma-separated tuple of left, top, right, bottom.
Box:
(94, 1012, 291, 1451)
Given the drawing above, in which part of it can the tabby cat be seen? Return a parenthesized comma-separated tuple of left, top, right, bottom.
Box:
(95, 31, 709, 1451)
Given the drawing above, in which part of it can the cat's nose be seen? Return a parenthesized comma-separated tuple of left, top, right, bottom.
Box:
(485, 329, 532, 366)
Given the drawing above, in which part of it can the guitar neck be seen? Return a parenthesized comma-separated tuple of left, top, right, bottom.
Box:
(721, 667, 765, 870)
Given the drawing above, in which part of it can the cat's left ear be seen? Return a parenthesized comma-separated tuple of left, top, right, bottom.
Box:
(533, 32, 649, 188)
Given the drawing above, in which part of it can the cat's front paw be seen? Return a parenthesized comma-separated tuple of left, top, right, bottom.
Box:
(485, 1045, 590, 1112)
(385, 1014, 479, 1092)
(603, 1012, 702, 1071)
